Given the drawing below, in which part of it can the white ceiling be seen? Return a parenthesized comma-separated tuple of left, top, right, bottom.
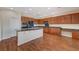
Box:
(1, 7, 79, 18)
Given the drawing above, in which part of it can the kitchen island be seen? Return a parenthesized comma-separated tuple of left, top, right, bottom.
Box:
(17, 28, 43, 46)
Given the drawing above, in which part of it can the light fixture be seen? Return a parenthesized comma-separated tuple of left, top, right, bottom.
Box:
(10, 8, 14, 10)
(39, 16, 42, 18)
(29, 8, 32, 11)
(48, 7, 51, 10)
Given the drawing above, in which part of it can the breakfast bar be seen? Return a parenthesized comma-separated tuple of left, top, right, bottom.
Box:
(17, 28, 43, 46)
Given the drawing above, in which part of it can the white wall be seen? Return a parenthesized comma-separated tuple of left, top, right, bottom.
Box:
(0, 9, 21, 40)
(0, 13, 1, 41)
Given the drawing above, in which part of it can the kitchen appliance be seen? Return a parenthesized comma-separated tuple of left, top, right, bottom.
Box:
(44, 21, 49, 27)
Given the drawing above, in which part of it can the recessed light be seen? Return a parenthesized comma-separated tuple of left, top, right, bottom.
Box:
(10, 8, 14, 10)
(48, 8, 51, 10)
(29, 8, 32, 11)
(57, 7, 61, 8)
(39, 16, 42, 17)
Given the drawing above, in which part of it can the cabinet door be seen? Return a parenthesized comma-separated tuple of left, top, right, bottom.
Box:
(49, 17, 55, 24)
(52, 17, 58, 24)
(38, 19, 44, 24)
(43, 18, 49, 23)
(61, 15, 72, 24)
(72, 13, 79, 24)
(37, 20, 40, 24)
(49, 28, 61, 35)
(49, 15, 72, 24)
(44, 28, 49, 33)
(32, 19, 37, 24)
(72, 31, 79, 39)
(51, 16, 63, 24)
(56, 16, 62, 24)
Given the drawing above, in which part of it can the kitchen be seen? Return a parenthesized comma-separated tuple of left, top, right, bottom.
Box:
(0, 7, 79, 51)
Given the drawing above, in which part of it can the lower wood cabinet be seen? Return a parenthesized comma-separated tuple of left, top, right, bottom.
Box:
(44, 28, 61, 35)
(43, 28, 49, 33)
(49, 28, 61, 35)
(72, 31, 79, 39)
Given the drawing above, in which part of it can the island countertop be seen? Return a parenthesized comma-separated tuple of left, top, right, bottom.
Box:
(17, 27, 43, 32)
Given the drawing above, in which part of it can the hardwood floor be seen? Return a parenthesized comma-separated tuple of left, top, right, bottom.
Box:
(18, 33, 79, 51)
(0, 36, 17, 51)
(0, 33, 79, 51)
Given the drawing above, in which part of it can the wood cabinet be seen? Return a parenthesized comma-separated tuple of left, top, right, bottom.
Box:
(49, 14, 72, 24)
(37, 19, 44, 24)
(43, 28, 49, 33)
(37, 19, 41, 24)
(61, 15, 72, 24)
(44, 28, 61, 35)
(21, 13, 79, 24)
(72, 13, 79, 24)
(49, 28, 61, 35)
(43, 18, 49, 23)
(72, 31, 79, 39)
(32, 19, 38, 24)
(49, 17, 54, 24)
(53, 17, 58, 24)
(21, 16, 37, 23)
(49, 17, 59, 24)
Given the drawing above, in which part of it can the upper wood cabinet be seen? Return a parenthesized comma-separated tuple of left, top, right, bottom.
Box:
(49, 17, 59, 24)
(61, 14, 72, 24)
(55, 15, 72, 24)
(49, 15, 72, 24)
(49, 17, 54, 24)
(72, 13, 79, 24)
(32, 19, 38, 24)
(55, 16, 62, 24)
(21, 13, 79, 24)
(21, 16, 31, 23)
(37, 18, 49, 24)
(37, 19, 44, 24)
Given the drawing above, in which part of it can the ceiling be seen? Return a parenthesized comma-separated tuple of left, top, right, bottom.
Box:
(1, 7, 79, 18)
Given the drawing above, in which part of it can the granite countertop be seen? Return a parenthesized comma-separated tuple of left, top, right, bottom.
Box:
(17, 27, 43, 32)
(17, 26, 79, 32)
(35, 26, 61, 28)
(61, 28, 79, 32)
(36, 26, 79, 31)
